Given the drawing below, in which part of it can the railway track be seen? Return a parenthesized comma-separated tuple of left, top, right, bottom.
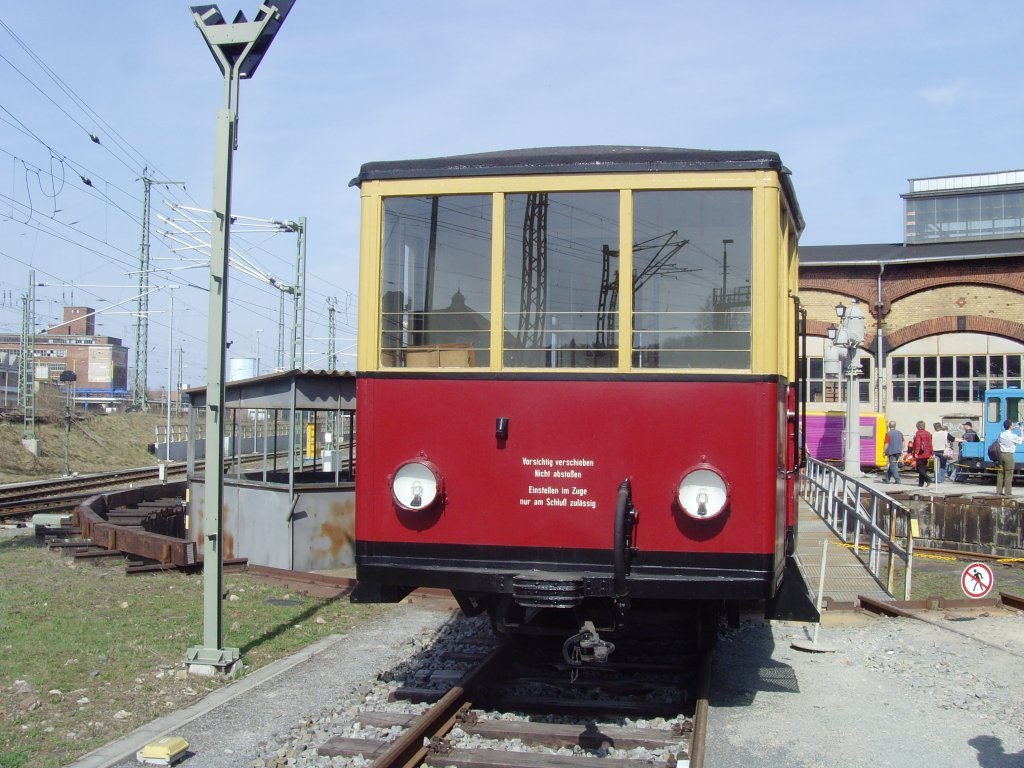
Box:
(0, 465, 187, 521)
(0, 450, 304, 523)
(315, 618, 710, 768)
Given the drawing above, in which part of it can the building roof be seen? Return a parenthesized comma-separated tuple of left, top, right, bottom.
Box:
(800, 237, 1024, 267)
(185, 369, 355, 411)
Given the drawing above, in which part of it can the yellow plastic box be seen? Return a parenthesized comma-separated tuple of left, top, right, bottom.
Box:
(136, 736, 189, 765)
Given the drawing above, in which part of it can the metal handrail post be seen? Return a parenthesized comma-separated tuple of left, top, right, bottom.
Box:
(886, 508, 897, 593)
(905, 532, 914, 599)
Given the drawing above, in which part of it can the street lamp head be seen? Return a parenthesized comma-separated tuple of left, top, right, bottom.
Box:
(826, 324, 837, 341)
(834, 303, 846, 318)
(845, 300, 866, 346)
(191, 1, 295, 79)
(823, 343, 842, 376)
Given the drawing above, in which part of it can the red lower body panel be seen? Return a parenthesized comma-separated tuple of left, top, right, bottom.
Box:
(355, 374, 788, 601)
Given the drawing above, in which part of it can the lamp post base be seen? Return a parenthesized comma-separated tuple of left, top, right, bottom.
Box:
(185, 645, 241, 677)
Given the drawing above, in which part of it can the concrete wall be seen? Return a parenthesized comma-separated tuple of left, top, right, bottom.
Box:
(909, 496, 1024, 558)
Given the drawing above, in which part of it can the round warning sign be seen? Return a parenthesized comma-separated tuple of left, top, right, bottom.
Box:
(961, 562, 995, 599)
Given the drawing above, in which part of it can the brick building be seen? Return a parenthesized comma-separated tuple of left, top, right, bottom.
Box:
(0, 306, 129, 405)
(800, 170, 1024, 432)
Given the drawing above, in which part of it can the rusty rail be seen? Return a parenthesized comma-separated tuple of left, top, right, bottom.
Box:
(369, 642, 510, 768)
(75, 483, 197, 568)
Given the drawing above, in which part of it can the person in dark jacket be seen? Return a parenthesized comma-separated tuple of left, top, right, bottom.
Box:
(883, 421, 904, 483)
(911, 420, 933, 487)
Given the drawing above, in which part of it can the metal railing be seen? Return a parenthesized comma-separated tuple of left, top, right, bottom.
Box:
(801, 457, 914, 599)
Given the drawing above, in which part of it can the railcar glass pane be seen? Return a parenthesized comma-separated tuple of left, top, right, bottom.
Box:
(1010, 398, 1024, 423)
(986, 398, 999, 422)
(632, 190, 752, 369)
(380, 196, 492, 368)
(503, 192, 619, 368)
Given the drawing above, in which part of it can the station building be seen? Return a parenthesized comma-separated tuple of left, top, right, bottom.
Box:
(800, 169, 1024, 435)
(0, 306, 129, 407)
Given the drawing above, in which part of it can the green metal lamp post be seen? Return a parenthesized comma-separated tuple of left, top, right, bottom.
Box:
(186, 1, 293, 674)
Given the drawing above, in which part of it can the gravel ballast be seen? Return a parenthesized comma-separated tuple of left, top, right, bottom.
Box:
(78, 602, 1024, 768)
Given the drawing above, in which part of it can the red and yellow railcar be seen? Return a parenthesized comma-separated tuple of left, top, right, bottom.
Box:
(352, 147, 814, 652)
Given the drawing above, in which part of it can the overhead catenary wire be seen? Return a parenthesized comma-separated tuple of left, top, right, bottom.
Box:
(0, 15, 352, 383)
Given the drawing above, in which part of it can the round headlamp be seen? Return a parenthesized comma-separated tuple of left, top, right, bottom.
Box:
(391, 459, 444, 511)
(676, 466, 729, 520)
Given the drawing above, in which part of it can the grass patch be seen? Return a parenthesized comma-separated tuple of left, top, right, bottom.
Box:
(0, 534, 383, 768)
(0, 409, 173, 484)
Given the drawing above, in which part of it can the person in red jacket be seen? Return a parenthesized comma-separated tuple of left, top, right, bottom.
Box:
(911, 420, 933, 488)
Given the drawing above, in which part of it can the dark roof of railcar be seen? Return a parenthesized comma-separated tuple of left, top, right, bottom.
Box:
(352, 145, 803, 232)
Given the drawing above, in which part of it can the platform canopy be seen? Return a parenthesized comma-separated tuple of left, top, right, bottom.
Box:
(185, 369, 355, 411)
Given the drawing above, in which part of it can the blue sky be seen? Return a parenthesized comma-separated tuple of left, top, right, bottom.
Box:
(1, 1, 1020, 389)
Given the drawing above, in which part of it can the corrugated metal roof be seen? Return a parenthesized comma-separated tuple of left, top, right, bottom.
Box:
(186, 369, 355, 410)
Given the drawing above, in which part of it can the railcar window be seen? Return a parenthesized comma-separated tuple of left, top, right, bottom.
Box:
(1009, 398, 1024, 423)
(632, 190, 752, 369)
(987, 397, 1000, 423)
(380, 195, 492, 367)
(503, 192, 619, 368)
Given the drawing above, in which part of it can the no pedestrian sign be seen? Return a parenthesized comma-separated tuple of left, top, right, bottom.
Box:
(961, 562, 995, 599)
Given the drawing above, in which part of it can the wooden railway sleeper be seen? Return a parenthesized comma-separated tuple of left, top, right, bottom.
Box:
(368, 642, 509, 768)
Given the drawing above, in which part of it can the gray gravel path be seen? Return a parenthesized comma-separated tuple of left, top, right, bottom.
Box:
(709, 610, 1024, 767)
